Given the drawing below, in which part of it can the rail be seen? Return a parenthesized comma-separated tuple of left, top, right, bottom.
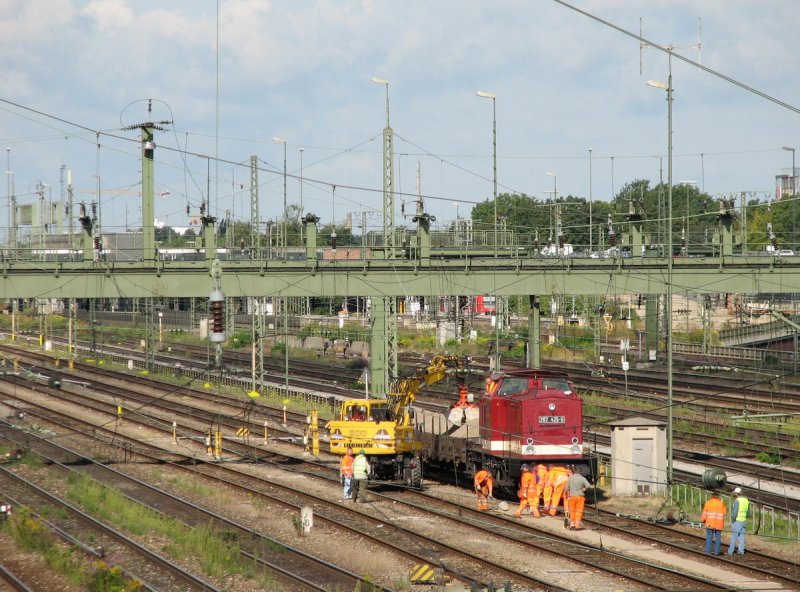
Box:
(2, 333, 339, 414)
(670, 482, 800, 541)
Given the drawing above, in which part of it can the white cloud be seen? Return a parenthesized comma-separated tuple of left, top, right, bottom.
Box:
(81, 0, 134, 31)
(0, 0, 798, 230)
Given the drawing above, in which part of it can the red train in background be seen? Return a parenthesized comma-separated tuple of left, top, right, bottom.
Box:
(417, 368, 596, 492)
(472, 294, 496, 315)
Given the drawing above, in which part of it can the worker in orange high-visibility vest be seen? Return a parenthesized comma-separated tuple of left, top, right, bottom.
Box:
(515, 465, 540, 518)
(340, 448, 355, 499)
(535, 464, 549, 512)
(701, 491, 727, 555)
(473, 467, 494, 510)
(566, 468, 591, 530)
(546, 465, 572, 516)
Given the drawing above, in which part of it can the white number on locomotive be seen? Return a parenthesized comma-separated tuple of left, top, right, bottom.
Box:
(539, 415, 565, 424)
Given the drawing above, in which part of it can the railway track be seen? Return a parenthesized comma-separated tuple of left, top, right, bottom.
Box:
(587, 508, 800, 587)
(6, 340, 800, 488)
(0, 565, 34, 592)
(20, 335, 800, 418)
(3, 365, 797, 590)
(0, 422, 396, 592)
(21, 330, 800, 411)
(4, 342, 800, 506)
(0, 463, 220, 591)
(0, 385, 553, 590)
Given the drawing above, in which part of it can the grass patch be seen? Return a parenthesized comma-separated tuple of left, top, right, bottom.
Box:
(2, 506, 144, 590)
(166, 474, 216, 498)
(64, 473, 275, 587)
(16, 450, 45, 469)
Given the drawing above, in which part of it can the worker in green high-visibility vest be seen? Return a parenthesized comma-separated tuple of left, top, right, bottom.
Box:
(727, 487, 750, 555)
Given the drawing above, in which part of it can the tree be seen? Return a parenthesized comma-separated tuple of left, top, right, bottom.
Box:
(471, 191, 616, 252)
(466, 177, 759, 254)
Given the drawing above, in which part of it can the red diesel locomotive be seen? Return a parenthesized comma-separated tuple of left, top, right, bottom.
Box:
(418, 368, 596, 491)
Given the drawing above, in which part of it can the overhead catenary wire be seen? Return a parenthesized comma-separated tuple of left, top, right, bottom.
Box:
(552, 0, 800, 117)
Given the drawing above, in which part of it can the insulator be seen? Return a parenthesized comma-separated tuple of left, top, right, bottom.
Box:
(208, 290, 226, 343)
(93, 236, 102, 252)
(771, 236, 779, 250)
(331, 231, 337, 250)
(558, 232, 564, 249)
(702, 468, 727, 490)
(608, 230, 616, 248)
(91, 203, 97, 216)
(79, 203, 86, 217)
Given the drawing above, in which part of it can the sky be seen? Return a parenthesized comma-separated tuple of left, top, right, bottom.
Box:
(1, 0, 799, 237)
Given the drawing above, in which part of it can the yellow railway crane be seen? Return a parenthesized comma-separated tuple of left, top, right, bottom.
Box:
(326, 354, 473, 487)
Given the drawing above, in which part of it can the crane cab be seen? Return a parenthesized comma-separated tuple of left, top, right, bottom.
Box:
(327, 398, 422, 486)
(326, 355, 472, 487)
(327, 399, 420, 456)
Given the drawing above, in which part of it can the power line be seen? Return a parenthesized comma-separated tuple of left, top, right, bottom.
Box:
(552, 0, 800, 116)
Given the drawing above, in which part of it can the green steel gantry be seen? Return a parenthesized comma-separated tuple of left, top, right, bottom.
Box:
(3, 122, 800, 397)
(4, 205, 800, 394)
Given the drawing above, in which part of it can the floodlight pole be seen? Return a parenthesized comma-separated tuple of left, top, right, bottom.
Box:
(476, 91, 498, 257)
(666, 67, 674, 486)
(647, 56, 674, 485)
(477, 90, 500, 371)
(589, 147, 593, 252)
(783, 146, 796, 247)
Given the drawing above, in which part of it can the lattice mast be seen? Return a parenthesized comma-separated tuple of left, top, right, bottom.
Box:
(124, 99, 171, 261)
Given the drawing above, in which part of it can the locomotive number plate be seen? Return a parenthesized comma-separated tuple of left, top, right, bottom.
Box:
(539, 416, 565, 424)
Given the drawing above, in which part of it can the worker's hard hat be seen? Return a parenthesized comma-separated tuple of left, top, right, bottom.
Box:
(521, 464, 530, 471)
(732, 487, 742, 495)
(358, 450, 365, 455)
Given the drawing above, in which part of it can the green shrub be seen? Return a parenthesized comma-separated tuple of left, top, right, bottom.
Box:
(756, 451, 781, 464)
(87, 562, 143, 592)
(227, 332, 253, 349)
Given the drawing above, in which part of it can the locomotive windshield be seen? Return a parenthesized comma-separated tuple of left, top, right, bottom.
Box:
(497, 378, 529, 396)
(492, 374, 574, 397)
(543, 378, 572, 394)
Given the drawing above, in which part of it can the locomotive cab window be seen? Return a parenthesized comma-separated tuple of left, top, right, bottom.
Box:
(497, 378, 528, 396)
(543, 378, 572, 394)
